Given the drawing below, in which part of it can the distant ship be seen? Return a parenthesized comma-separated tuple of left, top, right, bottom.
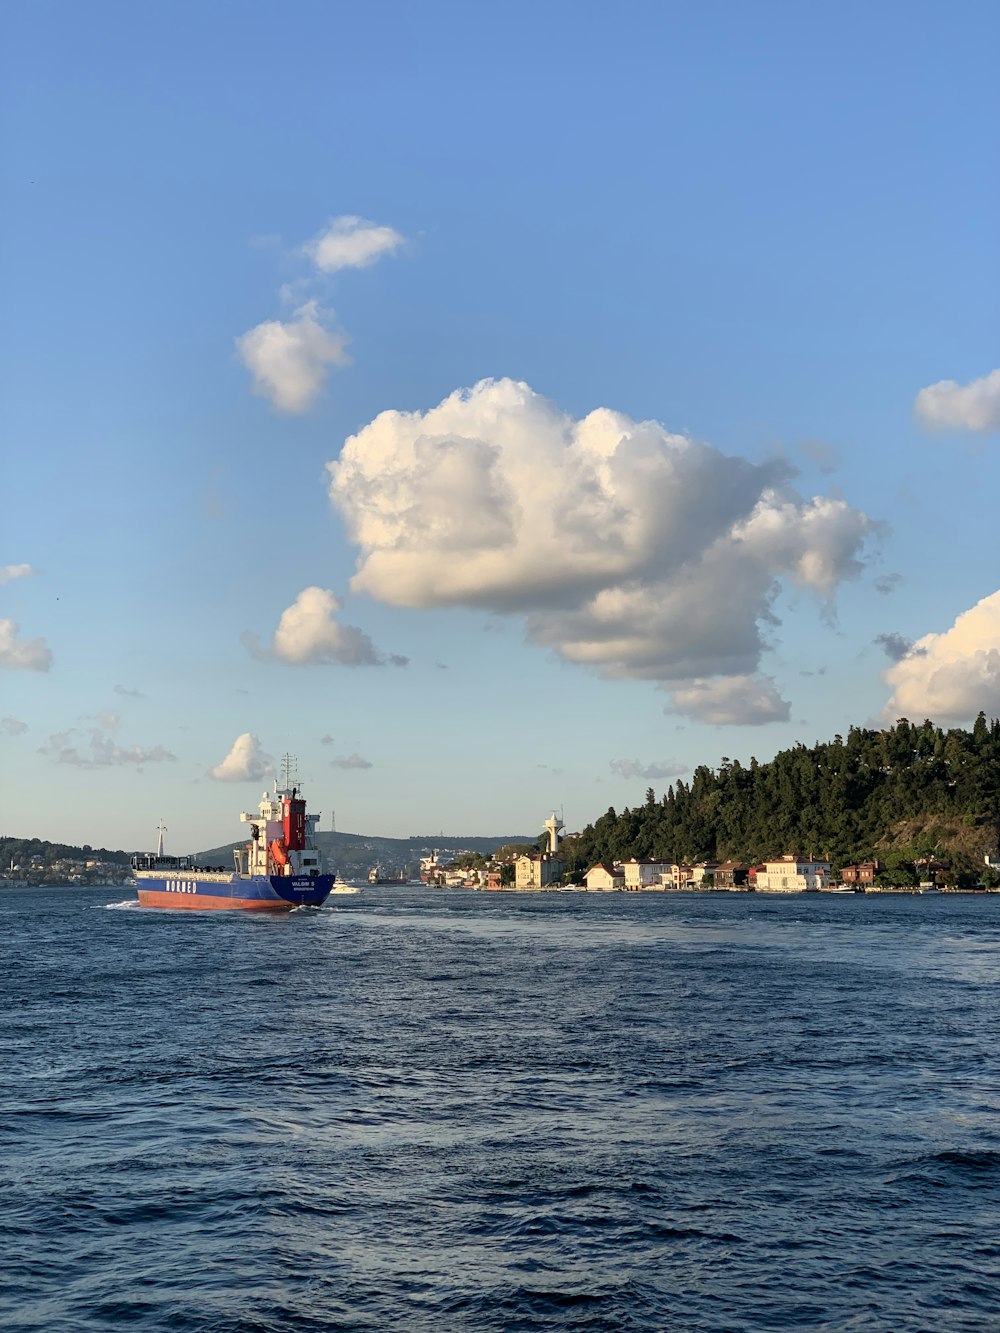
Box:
(132, 759, 335, 910)
(367, 863, 408, 885)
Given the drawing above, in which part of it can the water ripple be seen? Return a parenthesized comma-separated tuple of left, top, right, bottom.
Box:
(2, 886, 1000, 1330)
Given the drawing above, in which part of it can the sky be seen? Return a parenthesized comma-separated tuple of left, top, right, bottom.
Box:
(2, 0, 998, 854)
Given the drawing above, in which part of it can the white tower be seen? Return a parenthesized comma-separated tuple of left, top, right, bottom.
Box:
(544, 812, 564, 854)
(156, 820, 167, 856)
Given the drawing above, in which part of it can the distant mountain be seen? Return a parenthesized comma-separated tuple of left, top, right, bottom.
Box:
(196, 830, 536, 880)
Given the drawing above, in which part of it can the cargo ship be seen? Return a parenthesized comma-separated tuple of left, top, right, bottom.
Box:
(132, 760, 335, 910)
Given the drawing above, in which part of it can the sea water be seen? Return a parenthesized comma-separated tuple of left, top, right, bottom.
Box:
(2, 887, 999, 1331)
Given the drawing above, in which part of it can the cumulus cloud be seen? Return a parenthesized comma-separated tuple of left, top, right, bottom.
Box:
(883, 590, 1000, 724)
(915, 368, 1000, 433)
(331, 752, 373, 770)
(0, 563, 36, 585)
(211, 733, 274, 783)
(667, 675, 791, 725)
(609, 758, 688, 781)
(0, 618, 53, 671)
(306, 215, 404, 272)
(2, 716, 28, 735)
(245, 587, 404, 667)
(40, 728, 176, 768)
(236, 301, 349, 412)
(327, 379, 876, 713)
(874, 632, 912, 663)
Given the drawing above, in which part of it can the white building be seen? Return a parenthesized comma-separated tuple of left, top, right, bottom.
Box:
(658, 863, 694, 889)
(620, 859, 669, 891)
(584, 862, 625, 891)
(754, 855, 831, 892)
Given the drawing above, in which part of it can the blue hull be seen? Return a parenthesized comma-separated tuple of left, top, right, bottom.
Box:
(135, 872, 336, 910)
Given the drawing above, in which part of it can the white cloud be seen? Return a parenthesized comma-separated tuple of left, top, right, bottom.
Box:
(115, 684, 146, 699)
(915, 368, 1000, 433)
(40, 728, 176, 767)
(211, 733, 274, 783)
(306, 215, 404, 273)
(883, 590, 1000, 724)
(331, 753, 373, 770)
(236, 301, 349, 412)
(2, 716, 28, 736)
(609, 758, 688, 781)
(327, 379, 875, 711)
(667, 674, 791, 725)
(0, 563, 36, 585)
(246, 586, 401, 667)
(0, 618, 53, 671)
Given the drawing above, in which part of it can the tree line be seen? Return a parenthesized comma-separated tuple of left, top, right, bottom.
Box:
(557, 714, 1000, 879)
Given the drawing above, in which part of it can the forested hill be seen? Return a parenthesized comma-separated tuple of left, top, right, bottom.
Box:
(566, 715, 1000, 873)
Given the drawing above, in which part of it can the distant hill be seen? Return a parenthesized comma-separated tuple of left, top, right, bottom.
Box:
(196, 830, 536, 880)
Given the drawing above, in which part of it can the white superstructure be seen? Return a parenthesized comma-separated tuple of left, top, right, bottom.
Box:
(235, 758, 324, 878)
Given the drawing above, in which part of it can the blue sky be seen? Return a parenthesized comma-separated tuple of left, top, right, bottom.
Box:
(2, 0, 998, 853)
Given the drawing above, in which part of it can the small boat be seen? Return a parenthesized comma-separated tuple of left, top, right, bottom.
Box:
(132, 757, 336, 911)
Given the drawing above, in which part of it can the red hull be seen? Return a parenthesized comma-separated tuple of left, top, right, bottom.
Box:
(137, 890, 295, 911)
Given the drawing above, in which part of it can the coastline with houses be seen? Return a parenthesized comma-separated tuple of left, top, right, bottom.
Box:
(415, 812, 999, 894)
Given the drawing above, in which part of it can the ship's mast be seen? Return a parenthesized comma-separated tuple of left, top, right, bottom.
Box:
(280, 753, 298, 793)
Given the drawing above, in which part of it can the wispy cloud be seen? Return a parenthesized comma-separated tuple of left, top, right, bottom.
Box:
(331, 752, 373, 770)
(609, 758, 688, 781)
(114, 684, 146, 699)
(0, 563, 37, 585)
(915, 367, 1000, 433)
(305, 216, 405, 273)
(40, 728, 176, 768)
(2, 716, 28, 736)
(874, 574, 902, 596)
(874, 632, 912, 663)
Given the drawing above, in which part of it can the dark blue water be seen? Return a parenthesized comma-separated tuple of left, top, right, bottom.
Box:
(3, 887, 1000, 1331)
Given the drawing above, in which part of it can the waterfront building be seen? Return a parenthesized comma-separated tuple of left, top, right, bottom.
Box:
(714, 861, 749, 889)
(620, 859, 669, 891)
(658, 863, 694, 889)
(514, 853, 563, 889)
(754, 855, 831, 892)
(584, 862, 625, 891)
(840, 861, 879, 887)
(691, 862, 719, 886)
(512, 810, 565, 890)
